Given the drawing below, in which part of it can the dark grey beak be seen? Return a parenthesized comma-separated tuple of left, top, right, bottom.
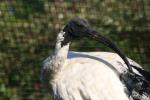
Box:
(86, 29, 133, 72)
(62, 17, 133, 72)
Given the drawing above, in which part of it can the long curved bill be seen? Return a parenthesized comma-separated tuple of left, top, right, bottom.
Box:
(86, 28, 133, 72)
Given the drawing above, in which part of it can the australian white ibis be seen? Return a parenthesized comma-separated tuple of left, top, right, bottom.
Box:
(41, 17, 150, 100)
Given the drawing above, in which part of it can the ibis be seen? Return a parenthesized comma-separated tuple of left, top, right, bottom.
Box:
(41, 17, 150, 100)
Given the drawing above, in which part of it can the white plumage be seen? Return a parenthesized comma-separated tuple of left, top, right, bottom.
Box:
(41, 31, 149, 100)
(47, 52, 131, 100)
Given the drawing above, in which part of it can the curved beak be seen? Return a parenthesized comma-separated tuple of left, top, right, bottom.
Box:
(86, 28, 133, 72)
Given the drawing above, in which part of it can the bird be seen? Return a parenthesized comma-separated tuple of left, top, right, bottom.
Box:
(41, 17, 150, 100)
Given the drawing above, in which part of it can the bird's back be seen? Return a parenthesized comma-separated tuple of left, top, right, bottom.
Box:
(50, 52, 132, 100)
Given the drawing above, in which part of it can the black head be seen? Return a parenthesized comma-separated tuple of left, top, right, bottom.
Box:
(62, 17, 91, 46)
(63, 17, 90, 37)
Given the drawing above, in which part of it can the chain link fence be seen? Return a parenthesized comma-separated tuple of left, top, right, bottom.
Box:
(0, 0, 150, 99)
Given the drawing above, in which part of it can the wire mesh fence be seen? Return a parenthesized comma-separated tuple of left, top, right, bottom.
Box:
(0, 0, 150, 99)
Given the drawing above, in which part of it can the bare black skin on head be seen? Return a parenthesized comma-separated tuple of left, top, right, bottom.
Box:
(62, 17, 90, 46)
(62, 17, 133, 72)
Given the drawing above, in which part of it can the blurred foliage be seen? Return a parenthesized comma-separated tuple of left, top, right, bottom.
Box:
(0, 0, 150, 99)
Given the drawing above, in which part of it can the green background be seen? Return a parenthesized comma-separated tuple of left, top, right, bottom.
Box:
(0, 0, 150, 99)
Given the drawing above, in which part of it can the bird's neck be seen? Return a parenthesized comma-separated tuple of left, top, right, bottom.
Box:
(51, 31, 70, 73)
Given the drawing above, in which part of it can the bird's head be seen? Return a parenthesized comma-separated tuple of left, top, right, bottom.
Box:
(61, 17, 91, 46)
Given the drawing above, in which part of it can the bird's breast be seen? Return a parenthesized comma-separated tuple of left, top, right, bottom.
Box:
(51, 52, 129, 100)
